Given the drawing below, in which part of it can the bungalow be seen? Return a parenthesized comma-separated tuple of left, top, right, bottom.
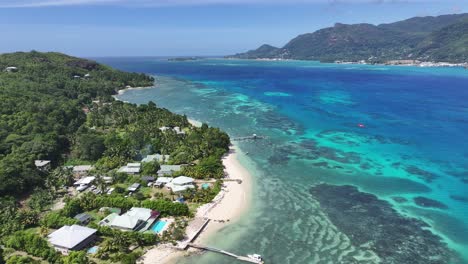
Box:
(72, 165, 93, 175)
(166, 176, 195, 193)
(74, 176, 96, 186)
(157, 165, 183, 176)
(103, 207, 160, 231)
(154, 177, 173, 188)
(48, 225, 97, 255)
(174, 127, 185, 135)
(4, 66, 18, 72)
(141, 176, 155, 185)
(102, 176, 113, 184)
(142, 154, 170, 163)
(74, 213, 92, 225)
(118, 163, 141, 174)
(34, 160, 51, 171)
(127, 183, 141, 193)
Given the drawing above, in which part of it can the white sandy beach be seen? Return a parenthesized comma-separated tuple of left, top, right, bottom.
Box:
(139, 145, 252, 264)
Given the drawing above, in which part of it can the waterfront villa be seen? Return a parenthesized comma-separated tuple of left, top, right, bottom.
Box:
(118, 163, 141, 174)
(166, 176, 195, 193)
(157, 165, 184, 176)
(142, 154, 170, 163)
(48, 225, 97, 254)
(100, 207, 160, 232)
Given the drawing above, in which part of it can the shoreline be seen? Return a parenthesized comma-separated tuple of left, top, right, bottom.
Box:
(140, 145, 253, 264)
(194, 145, 252, 242)
(225, 57, 468, 68)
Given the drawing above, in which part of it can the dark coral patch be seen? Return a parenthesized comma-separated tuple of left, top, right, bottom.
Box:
(414, 196, 448, 209)
(391, 196, 408, 203)
(310, 184, 460, 264)
(450, 195, 468, 203)
(405, 165, 438, 182)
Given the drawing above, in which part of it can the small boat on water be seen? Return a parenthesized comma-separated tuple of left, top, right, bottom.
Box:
(247, 254, 264, 263)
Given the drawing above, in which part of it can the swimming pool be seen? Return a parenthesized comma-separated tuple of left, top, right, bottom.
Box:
(151, 220, 167, 233)
(201, 183, 210, 189)
(87, 246, 99, 254)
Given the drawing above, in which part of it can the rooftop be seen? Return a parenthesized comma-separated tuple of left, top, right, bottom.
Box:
(172, 176, 194, 185)
(34, 160, 51, 167)
(48, 225, 97, 249)
(73, 165, 93, 172)
(74, 176, 95, 186)
(108, 207, 158, 230)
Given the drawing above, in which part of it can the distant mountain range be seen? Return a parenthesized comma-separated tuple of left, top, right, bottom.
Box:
(228, 13, 468, 63)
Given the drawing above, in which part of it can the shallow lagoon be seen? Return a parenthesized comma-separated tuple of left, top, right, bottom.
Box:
(97, 57, 468, 263)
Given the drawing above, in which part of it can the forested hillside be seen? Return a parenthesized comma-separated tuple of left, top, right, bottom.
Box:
(229, 13, 468, 63)
(0, 51, 229, 196)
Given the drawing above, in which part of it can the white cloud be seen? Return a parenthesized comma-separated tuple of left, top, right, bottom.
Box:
(0, 0, 450, 8)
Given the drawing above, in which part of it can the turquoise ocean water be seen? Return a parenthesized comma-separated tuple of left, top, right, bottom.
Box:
(96, 58, 468, 263)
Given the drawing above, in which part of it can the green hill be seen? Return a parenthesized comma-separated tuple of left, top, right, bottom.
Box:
(228, 13, 468, 63)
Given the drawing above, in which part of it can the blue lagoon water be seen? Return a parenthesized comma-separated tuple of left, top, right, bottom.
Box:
(97, 58, 468, 263)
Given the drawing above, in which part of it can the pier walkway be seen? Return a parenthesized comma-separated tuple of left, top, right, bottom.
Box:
(187, 243, 263, 264)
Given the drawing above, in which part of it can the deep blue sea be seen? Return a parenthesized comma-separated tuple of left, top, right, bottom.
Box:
(96, 58, 468, 263)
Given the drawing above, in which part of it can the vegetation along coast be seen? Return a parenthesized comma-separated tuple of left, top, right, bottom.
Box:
(0, 51, 252, 264)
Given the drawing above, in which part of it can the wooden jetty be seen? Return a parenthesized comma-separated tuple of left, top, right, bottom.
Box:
(232, 134, 266, 141)
(187, 243, 263, 264)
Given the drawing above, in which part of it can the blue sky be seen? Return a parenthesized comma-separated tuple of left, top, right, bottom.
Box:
(0, 0, 467, 57)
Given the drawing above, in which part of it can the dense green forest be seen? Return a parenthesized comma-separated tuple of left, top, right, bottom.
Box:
(0, 51, 229, 196)
(229, 13, 468, 63)
(0, 51, 230, 263)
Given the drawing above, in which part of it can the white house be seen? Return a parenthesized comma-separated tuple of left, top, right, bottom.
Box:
(4, 66, 18, 72)
(34, 160, 51, 171)
(166, 176, 195, 193)
(118, 163, 141, 174)
(74, 176, 96, 186)
(48, 225, 97, 254)
(102, 207, 160, 231)
(154, 177, 173, 187)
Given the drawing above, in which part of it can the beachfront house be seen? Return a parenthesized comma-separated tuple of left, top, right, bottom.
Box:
(34, 160, 51, 171)
(101, 207, 160, 231)
(48, 225, 97, 255)
(72, 165, 93, 175)
(142, 154, 170, 163)
(118, 163, 141, 174)
(166, 176, 195, 193)
(157, 165, 183, 176)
